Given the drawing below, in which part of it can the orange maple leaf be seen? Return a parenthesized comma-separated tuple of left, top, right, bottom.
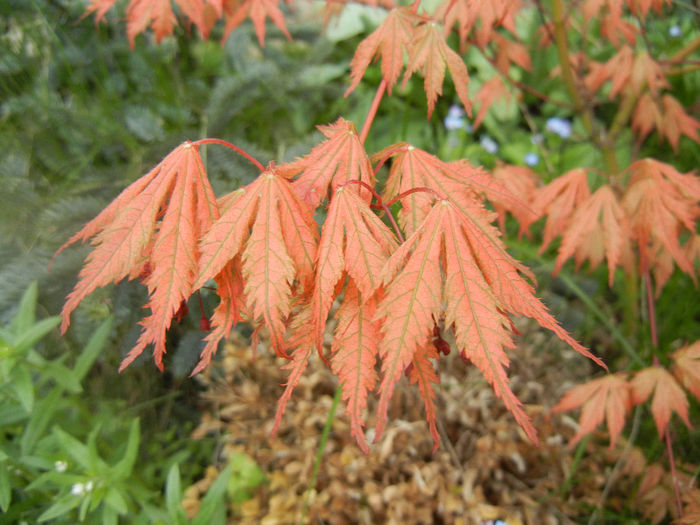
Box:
(221, 0, 292, 47)
(599, 10, 638, 47)
(553, 184, 634, 286)
(57, 142, 219, 370)
(658, 95, 700, 152)
(671, 340, 700, 402)
(472, 76, 511, 131)
(376, 144, 533, 237)
(551, 373, 632, 448)
(407, 340, 441, 451)
(271, 304, 316, 434)
(631, 366, 691, 437)
(375, 198, 604, 445)
(277, 118, 375, 209)
(323, 0, 396, 27)
(84, 0, 119, 23)
(193, 165, 319, 357)
(403, 21, 472, 118)
(585, 47, 667, 98)
(530, 168, 591, 253)
(491, 33, 532, 73)
(311, 185, 398, 352)
(125, 0, 208, 47)
(190, 257, 245, 375)
(677, 489, 700, 525)
(621, 159, 698, 292)
(632, 92, 662, 141)
(330, 282, 382, 453)
(491, 163, 539, 236)
(344, 7, 422, 97)
(436, 0, 521, 49)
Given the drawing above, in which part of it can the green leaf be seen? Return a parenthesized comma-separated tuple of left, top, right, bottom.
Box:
(12, 363, 34, 413)
(104, 486, 129, 514)
(165, 463, 184, 519)
(73, 317, 112, 383)
(191, 462, 234, 525)
(0, 405, 27, 426)
(0, 457, 11, 511)
(53, 426, 91, 471)
(38, 494, 82, 522)
(101, 504, 118, 525)
(21, 389, 62, 455)
(13, 316, 61, 354)
(227, 452, 266, 504)
(111, 418, 140, 479)
(9, 281, 38, 334)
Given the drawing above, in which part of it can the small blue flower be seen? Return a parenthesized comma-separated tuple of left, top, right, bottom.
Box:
(524, 152, 539, 166)
(444, 114, 465, 130)
(464, 121, 474, 134)
(546, 117, 572, 139)
(447, 104, 465, 119)
(669, 25, 681, 38)
(530, 133, 544, 145)
(480, 135, 499, 154)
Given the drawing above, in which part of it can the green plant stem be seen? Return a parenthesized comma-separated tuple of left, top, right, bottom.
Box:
(559, 435, 589, 497)
(670, 33, 700, 62)
(556, 270, 644, 366)
(549, 0, 619, 175)
(300, 386, 342, 524)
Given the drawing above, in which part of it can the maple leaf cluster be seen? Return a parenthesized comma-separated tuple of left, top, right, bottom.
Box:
(521, 159, 699, 293)
(64, 0, 700, 461)
(57, 117, 607, 452)
(551, 340, 699, 449)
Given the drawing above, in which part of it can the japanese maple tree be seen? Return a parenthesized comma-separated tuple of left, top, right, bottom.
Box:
(60, 2, 699, 517)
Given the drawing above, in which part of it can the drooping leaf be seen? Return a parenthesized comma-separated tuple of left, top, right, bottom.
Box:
(473, 76, 511, 131)
(402, 22, 472, 118)
(58, 142, 219, 371)
(311, 186, 397, 351)
(271, 305, 315, 435)
(190, 257, 245, 375)
(672, 340, 700, 402)
(630, 366, 691, 437)
(330, 282, 382, 453)
(344, 7, 423, 97)
(277, 118, 375, 209)
(375, 144, 532, 236)
(632, 92, 661, 141)
(491, 163, 538, 236)
(658, 95, 700, 152)
(530, 168, 591, 253)
(621, 159, 698, 292)
(125, 0, 207, 47)
(553, 184, 634, 286)
(551, 373, 632, 449)
(194, 166, 318, 357)
(84, 0, 119, 23)
(435, 0, 521, 49)
(491, 33, 532, 73)
(407, 340, 440, 452)
(221, 0, 292, 47)
(375, 197, 602, 445)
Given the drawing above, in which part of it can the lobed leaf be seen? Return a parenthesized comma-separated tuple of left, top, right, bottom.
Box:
(59, 142, 218, 371)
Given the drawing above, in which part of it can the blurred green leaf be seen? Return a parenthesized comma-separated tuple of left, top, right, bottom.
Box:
(111, 418, 140, 479)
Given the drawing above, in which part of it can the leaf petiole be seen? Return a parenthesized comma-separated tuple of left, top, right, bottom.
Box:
(193, 138, 265, 172)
